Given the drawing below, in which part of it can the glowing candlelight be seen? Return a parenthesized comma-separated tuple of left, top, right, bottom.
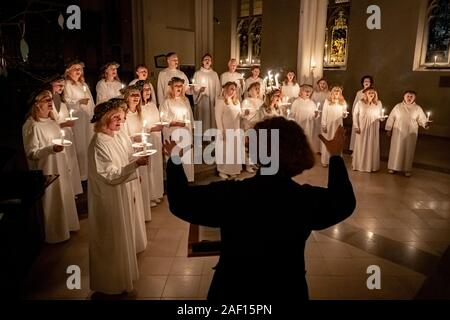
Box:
(381, 108, 385, 118)
(434, 56, 437, 64)
(121, 83, 125, 89)
(142, 134, 147, 152)
(286, 108, 291, 118)
(69, 109, 74, 120)
(160, 111, 164, 121)
(191, 78, 195, 85)
(83, 85, 86, 93)
(275, 73, 280, 88)
(427, 111, 431, 121)
(316, 102, 320, 111)
(241, 73, 245, 79)
(60, 130, 65, 145)
(142, 120, 147, 134)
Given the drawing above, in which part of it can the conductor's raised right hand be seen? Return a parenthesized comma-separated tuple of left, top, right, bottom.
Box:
(318, 125, 345, 156)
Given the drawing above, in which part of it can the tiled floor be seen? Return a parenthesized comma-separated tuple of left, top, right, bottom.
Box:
(21, 154, 450, 300)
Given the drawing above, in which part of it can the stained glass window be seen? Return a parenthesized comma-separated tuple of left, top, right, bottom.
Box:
(237, 0, 262, 66)
(323, 0, 350, 69)
(423, 0, 450, 66)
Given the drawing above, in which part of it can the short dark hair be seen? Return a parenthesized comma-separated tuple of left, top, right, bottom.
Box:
(360, 75, 374, 86)
(253, 117, 315, 177)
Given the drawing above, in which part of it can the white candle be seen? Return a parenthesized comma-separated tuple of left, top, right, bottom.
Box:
(427, 111, 431, 121)
(121, 83, 125, 89)
(160, 111, 164, 121)
(286, 109, 291, 118)
(381, 108, 385, 118)
(142, 134, 147, 152)
(83, 85, 86, 93)
(142, 120, 147, 134)
(241, 73, 245, 79)
(434, 56, 437, 64)
(60, 130, 65, 145)
(316, 102, 320, 111)
(69, 109, 74, 120)
(275, 73, 279, 88)
(191, 78, 195, 85)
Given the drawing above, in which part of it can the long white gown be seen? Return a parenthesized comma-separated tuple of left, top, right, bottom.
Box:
(291, 97, 319, 153)
(352, 101, 382, 172)
(281, 83, 300, 103)
(22, 117, 79, 243)
(122, 113, 151, 249)
(88, 131, 140, 294)
(129, 79, 157, 105)
(311, 90, 328, 153)
(220, 72, 244, 100)
(160, 97, 195, 182)
(96, 79, 123, 105)
(321, 100, 347, 165)
(64, 81, 95, 181)
(142, 102, 164, 200)
(52, 99, 83, 196)
(244, 77, 265, 99)
(193, 67, 221, 132)
(349, 89, 364, 151)
(157, 68, 190, 105)
(385, 102, 428, 172)
(215, 97, 244, 175)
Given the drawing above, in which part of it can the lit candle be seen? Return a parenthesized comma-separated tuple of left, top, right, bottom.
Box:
(83, 85, 87, 98)
(427, 111, 431, 121)
(434, 56, 437, 64)
(121, 83, 125, 89)
(60, 130, 65, 145)
(241, 73, 245, 80)
(381, 108, 385, 118)
(316, 102, 320, 111)
(191, 78, 195, 85)
(69, 109, 74, 120)
(142, 120, 147, 135)
(160, 111, 164, 121)
(275, 73, 279, 88)
(286, 108, 291, 118)
(142, 134, 147, 152)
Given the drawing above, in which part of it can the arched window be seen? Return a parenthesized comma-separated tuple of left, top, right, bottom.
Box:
(323, 0, 350, 70)
(236, 0, 262, 66)
(414, 0, 450, 70)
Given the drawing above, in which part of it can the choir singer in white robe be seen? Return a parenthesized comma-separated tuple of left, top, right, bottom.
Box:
(311, 78, 330, 153)
(157, 52, 191, 105)
(350, 75, 373, 151)
(22, 90, 79, 243)
(352, 87, 384, 172)
(95, 62, 123, 105)
(192, 53, 221, 132)
(64, 60, 95, 181)
(281, 71, 300, 103)
(129, 64, 157, 105)
(321, 86, 348, 167)
(215, 82, 247, 179)
(220, 58, 244, 100)
(139, 80, 165, 205)
(88, 100, 150, 295)
(385, 90, 431, 177)
(244, 65, 265, 100)
(160, 77, 195, 182)
(291, 84, 320, 153)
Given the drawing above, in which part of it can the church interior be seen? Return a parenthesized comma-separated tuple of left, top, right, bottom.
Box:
(0, 0, 450, 302)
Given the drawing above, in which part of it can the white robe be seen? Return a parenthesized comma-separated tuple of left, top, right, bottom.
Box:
(22, 117, 79, 243)
(129, 79, 157, 105)
(157, 68, 190, 105)
(123, 112, 152, 246)
(352, 101, 382, 172)
(281, 83, 300, 103)
(88, 131, 140, 294)
(311, 90, 328, 153)
(220, 71, 244, 100)
(215, 98, 244, 175)
(160, 97, 195, 182)
(142, 102, 165, 200)
(63, 81, 95, 181)
(241, 97, 264, 130)
(321, 100, 347, 165)
(349, 89, 365, 151)
(96, 79, 123, 105)
(192, 67, 221, 132)
(291, 97, 319, 153)
(385, 102, 428, 172)
(52, 100, 83, 196)
(244, 77, 265, 99)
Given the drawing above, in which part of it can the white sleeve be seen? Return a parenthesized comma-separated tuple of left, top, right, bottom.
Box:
(22, 121, 54, 161)
(385, 105, 397, 131)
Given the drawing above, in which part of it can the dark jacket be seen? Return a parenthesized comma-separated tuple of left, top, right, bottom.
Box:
(166, 155, 356, 302)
